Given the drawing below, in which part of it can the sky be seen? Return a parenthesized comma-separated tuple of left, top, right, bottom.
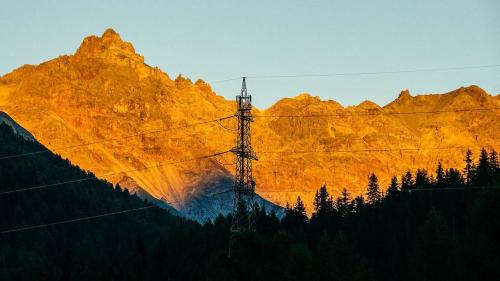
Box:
(1, 0, 499, 109)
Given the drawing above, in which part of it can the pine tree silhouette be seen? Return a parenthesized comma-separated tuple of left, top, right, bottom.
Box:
(313, 184, 334, 216)
(352, 195, 365, 211)
(474, 148, 491, 186)
(436, 161, 446, 187)
(415, 169, 431, 188)
(336, 188, 351, 217)
(488, 149, 499, 184)
(463, 149, 475, 186)
(445, 168, 463, 187)
(366, 173, 381, 204)
(387, 176, 399, 196)
(401, 171, 414, 190)
(293, 196, 307, 220)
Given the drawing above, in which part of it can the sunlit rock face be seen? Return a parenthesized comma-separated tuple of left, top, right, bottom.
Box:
(0, 29, 498, 216)
(253, 87, 499, 211)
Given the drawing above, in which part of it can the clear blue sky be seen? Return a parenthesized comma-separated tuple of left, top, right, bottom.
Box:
(1, 0, 499, 109)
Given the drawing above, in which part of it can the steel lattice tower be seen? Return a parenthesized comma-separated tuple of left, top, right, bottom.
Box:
(230, 77, 258, 233)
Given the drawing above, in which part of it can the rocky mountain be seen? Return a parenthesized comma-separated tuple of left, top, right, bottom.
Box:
(0, 29, 498, 216)
(0, 110, 181, 215)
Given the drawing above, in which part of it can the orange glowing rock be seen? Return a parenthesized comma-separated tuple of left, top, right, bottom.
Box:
(0, 29, 498, 214)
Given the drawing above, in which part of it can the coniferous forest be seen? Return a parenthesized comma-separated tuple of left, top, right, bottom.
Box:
(1, 122, 499, 281)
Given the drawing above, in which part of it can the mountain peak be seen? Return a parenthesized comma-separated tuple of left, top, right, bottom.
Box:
(74, 28, 144, 63)
(356, 100, 381, 110)
(398, 89, 411, 99)
(294, 93, 317, 100)
(102, 28, 121, 41)
(453, 85, 488, 98)
(389, 89, 412, 105)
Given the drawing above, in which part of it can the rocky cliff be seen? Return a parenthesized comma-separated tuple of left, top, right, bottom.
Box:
(0, 29, 498, 216)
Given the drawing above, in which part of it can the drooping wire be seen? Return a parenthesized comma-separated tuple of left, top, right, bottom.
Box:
(1, 108, 496, 161)
(254, 107, 500, 118)
(3, 145, 484, 196)
(0, 187, 230, 234)
(255, 146, 471, 155)
(0, 115, 235, 161)
(0, 205, 157, 234)
(409, 186, 500, 192)
(215, 118, 238, 132)
(2, 184, 497, 234)
(209, 64, 500, 84)
(0, 150, 231, 196)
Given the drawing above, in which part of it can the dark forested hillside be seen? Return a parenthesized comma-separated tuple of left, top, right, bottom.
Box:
(0, 123, 223, 280)
(213, 147, 500, 281)
(1, 122, 499, 281)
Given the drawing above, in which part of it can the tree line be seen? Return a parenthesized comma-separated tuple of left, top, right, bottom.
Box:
(1, 122, 499, 281)
(212, 147, 500, 281)
(289, 146, 500, 219)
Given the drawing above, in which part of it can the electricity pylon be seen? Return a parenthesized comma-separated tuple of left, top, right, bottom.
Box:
(230, 77, 258, 233)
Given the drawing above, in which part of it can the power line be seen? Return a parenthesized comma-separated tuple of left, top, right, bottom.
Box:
(409, 186, 500, 192)
(0, 205, 157, 234)
(0, 186, 240, 234)
(0, 150, 231, 196)
(259, 186, 500, 193)
(0, 184, 240, 234)
(215, 118, 238, 132)
(5, 143, 486, 196)
(209, 186, 500, 197)
(0, 115, 235, 161)
(212, 155, 236, 166)
(2, 107, 495, 161)
(254, 107, 500, 118)
(209, 188, 234, 196)
(222, 186, 500, 200)
(256, 146, 472, 155)
(211, 77, 243, 84)
(1, 108, 496, 162)
(2, 185, 497, 234)
(210, 64, 500, 84)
